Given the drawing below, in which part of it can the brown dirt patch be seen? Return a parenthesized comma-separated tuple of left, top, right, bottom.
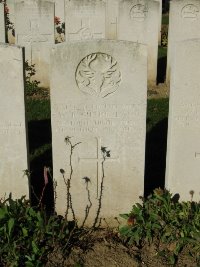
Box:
(148, 83, 169, 99)
(45, 229, 198, 267)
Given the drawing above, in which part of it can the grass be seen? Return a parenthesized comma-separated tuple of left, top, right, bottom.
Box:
(26, 99, 50, 121)
(145, 98, 169, 196)
(146, 98, 169, 132)
(158, 46, 167, 59)
(162, 14, 169, 25)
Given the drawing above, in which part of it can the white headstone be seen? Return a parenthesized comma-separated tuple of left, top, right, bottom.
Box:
(0, 43, 29, 199)
(15, 0, 55, 88)
(167, 0, 200, 83)
(118, 0, 159, 84)
(0, 2, 5, 42)
(50, 40, 147, 226)
(166, 39, 200, 201)
(65, 0, 106, 41)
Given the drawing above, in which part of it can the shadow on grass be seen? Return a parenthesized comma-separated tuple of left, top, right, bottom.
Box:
(28, 119, 52, 153)
(28, 119, 54, 214)
(144, 118, 168, 197)
(157, 56, 167, 84)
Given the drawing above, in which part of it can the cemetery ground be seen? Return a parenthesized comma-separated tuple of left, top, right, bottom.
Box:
(1, 83, 200, 267)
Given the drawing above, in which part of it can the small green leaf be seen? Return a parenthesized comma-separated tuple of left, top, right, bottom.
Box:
(8, 218, 15, 237)
(22, 227, 28, 237)
(169, 255, 176, 265)
(32, 240, 39, 254)
(0, 207, 7, 219)
(119, 225, 132, 236)
(119, 214, 129, 220)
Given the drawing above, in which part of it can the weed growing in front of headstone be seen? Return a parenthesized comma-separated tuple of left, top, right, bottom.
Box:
(0, 195, 71, 267)
(60, 136, 81, 223)
(59, 137, 111, 228)
(93, 146, 111, 228)
(81, 176, 92, 228)
(119, 188, 200, 265)
(0, 137, 112, 266)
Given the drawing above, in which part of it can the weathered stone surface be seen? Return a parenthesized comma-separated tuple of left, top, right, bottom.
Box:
(106, 0, 119, 40)
(167, 0, 200, 83)
(65, 0, 106, 41)
(166, 39, 200, 201)
(50, 40, 147, 226)
(0, 3, 5, 42)
(0, 43, 29, 199)
(15, 0, 55, 87)
(118, 0, 159, 84)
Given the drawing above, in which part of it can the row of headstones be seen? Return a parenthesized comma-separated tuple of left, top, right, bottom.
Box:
(0, 0, 162, 87)
(1, 0, 199, 87)
(1, 36, 200, 226)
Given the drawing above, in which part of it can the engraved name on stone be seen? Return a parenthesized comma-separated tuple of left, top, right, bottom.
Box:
(0, 122, 24, 135)
(75, 53, 121, 98)
(74, 6, 96, 16)
(52, 104, 144, 133)
(130, 4, 148, 22)
(181, 4, 199, 19)
(174, 102, 200, 127)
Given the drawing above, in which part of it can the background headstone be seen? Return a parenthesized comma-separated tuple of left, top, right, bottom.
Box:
(65, 0, 106, 41)
(118, 0, 159, 84)
(106, 0, 119, 39)
(167, 0, 200, 83)
(15, 0, 55, 88)
(0, 43, 29, 199)
(166, 39, 200, 201)
(50, 40, 147, 226)
(0, 2, 5, 42)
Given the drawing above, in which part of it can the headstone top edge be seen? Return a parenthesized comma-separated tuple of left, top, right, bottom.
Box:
(53, 39, 147, 48)
(0, 43, 24, 50)
(174, 38, 200, 45)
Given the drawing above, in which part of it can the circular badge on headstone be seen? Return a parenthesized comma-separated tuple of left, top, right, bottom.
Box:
(181, 4, 199, 19)
(75, 53, 121, 98)
(130, 4, 148, 22)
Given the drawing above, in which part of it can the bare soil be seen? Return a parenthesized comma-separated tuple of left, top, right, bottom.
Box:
(148, 83, 169, 99)
(46, 229, 198, 267)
